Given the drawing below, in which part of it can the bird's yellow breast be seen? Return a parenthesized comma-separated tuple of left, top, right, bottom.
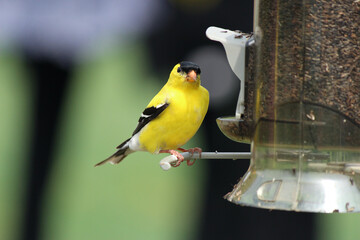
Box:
(139, 83, 209, 154)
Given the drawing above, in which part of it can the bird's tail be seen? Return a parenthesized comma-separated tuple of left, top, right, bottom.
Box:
(95, 138, 132, 167)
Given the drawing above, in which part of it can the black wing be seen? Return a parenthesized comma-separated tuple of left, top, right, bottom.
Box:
(132, 103, 169, 136)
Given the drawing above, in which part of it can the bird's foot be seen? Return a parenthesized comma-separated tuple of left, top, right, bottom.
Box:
(159, 150, 184, 167)
(177, 147, 202, 166)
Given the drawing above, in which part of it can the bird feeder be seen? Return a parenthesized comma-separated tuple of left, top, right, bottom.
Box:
(205, 0, 360, 213)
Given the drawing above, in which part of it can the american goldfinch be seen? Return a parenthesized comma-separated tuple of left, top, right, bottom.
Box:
(96, 61, 209, 167)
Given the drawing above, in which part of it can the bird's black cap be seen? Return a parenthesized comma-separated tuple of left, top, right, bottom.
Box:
(178, 61, 201, 75)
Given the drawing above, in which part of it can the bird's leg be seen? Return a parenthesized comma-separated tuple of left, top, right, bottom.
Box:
(159, 150, 184, 167)
(177, 147, 202, 166)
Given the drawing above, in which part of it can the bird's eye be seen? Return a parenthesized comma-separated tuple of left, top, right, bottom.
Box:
(177, 67, 181, 73)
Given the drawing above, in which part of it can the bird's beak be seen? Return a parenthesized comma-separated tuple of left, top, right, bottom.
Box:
(186, 70, 197, 82)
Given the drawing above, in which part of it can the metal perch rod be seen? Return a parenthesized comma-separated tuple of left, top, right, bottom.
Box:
(160, 152, 251, 171)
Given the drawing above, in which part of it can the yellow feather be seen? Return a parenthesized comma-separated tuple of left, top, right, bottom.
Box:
(96, 62, 209, 167)
(139, 63, 209, 153)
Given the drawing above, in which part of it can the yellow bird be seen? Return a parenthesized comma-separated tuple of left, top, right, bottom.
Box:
(95, 61, 209, 167)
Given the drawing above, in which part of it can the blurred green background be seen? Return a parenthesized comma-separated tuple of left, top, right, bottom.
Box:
(1, 1, 360, 240)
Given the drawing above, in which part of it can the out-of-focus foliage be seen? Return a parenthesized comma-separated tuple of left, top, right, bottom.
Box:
(316, 214, 360, 240)
(0, 50, 32, 240)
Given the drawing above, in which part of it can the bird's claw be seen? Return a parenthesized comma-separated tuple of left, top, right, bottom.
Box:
(177, 147, 202, 166)
(171, 161, 181, 167)
(171, 159, 195, 167)
(160, 149, 184, 167)
(160, 148, 202, 167)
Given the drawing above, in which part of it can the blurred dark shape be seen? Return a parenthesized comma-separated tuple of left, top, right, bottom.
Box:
(21, 56, 71, 240)
(146, 1, 254, 70)
(146, 1, 315, 239)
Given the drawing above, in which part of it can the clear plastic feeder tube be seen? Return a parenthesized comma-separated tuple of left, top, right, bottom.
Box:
(226, 0, 360, 212)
